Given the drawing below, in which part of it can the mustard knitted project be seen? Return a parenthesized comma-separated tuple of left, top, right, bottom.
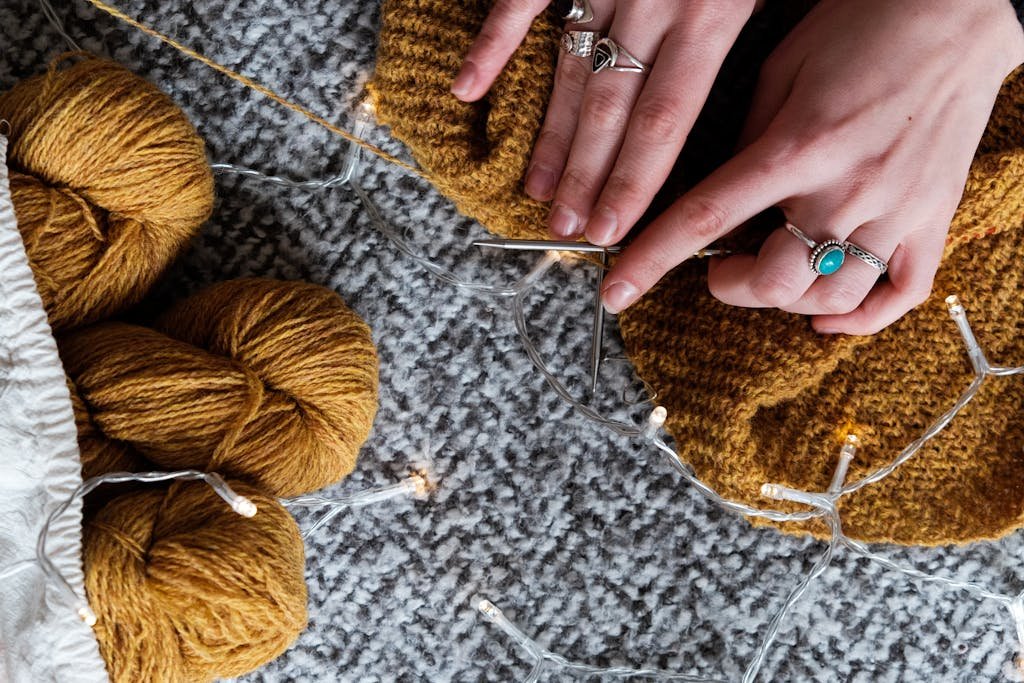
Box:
(372, 1, 1024, 544)
(369, 0, 556, 239)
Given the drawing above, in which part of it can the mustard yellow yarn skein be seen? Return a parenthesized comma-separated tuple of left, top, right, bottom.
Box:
(83, 479, 307, 682)
(0, 56, 214, 332)
(60, 278, 379, 497)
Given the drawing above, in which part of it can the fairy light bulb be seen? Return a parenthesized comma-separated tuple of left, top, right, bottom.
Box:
(829, 434, 858, 494)
(641, 406, 667, 441)
(945, 294, 988, 374)
(231, 495, 258, 518)
(77, 602, 97, 626)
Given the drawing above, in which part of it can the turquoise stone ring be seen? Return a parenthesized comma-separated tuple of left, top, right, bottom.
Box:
(785, 222, 848, 276)
(783, 222, 889, 277)
(809, 240, 847, 276)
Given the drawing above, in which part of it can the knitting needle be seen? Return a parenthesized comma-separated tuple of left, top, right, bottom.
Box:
(473, 237, 732, 397)
(590, 250, 607, 394)
(474, 238, 732, 259)
(473, 239, 622, 254)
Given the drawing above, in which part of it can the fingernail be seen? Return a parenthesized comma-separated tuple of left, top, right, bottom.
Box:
(451, 63, 477, 100)
(601, 281, 640, 314)
(816, 327, 841, 335)
(525, 165, 557, 201)
(549, 204, 580, 238)
(586, 206, 618, 245)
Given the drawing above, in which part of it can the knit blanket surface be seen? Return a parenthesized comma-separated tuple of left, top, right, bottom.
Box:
(4, 1, 1024, 681)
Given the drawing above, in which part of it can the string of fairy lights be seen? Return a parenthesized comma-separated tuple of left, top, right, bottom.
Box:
(17, 2, 1024, 680)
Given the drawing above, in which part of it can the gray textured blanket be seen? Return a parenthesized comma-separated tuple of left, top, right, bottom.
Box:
(3, 1, 1023, 681)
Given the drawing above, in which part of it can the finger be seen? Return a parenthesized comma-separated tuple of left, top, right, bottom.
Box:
(453, 0, 551, 102)
(585, 16, 748, 246)
(707, 225, 819, 309)
(601, 134, 802, 313)
(736, 54, 797, 150)
(526, 22, 612, 200)
(811, 229, 944, 335)
(548, 13, 665, 238)
(783, 221, 898, 316)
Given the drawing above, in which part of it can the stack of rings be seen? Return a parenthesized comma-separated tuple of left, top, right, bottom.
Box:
(785, 222, 889, 276)
(555, 0, 649, 74)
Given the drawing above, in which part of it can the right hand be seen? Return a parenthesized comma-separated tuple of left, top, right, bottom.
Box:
(453, 1, 761, 243)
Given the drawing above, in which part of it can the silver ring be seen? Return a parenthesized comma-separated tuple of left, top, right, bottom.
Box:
(592, 37, 648, 74)
(845, 242, 888, 274)
(785, 222, 847, 276)
(560, 30, 599, 58)
(553, 0, 594, 24)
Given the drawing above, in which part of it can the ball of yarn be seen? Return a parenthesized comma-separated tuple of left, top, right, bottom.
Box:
(0, 56, 214, 331)
(60, 278, 379, 496)
(83, 479, 307, 682)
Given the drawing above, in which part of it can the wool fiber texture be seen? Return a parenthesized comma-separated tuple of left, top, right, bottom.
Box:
(0, 56, 214, 332)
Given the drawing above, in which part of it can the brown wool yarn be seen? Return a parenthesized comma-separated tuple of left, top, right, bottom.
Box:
(67, 377, 152, 481)
(60, 278, 379, 497)
(372, 0, 1024, 545)
(83, 479, 307, 682)
(369, 0, 557, 239)
(0, 55, 214, 332)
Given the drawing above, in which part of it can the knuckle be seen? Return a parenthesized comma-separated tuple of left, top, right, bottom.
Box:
(534, 128, 571, 158)
(905, 283, 933, 309)
(751, 266, 802, 308)
(817, 283, 864, 315)
(602, 174, 648, 210)
(472, 28, 505, 59)
(680, 195, 730, 242)
(557, 166, 594, 197)
(581, 89, 632, 134)
(556, 57, 591, 93)
(633, 98, 686, 143)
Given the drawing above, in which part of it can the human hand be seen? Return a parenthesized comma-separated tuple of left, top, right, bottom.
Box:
(453, 1, 761, 241)
(602, 0, 1024, 334)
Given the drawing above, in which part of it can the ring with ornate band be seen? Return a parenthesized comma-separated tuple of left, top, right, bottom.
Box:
(561, 30, 600, 58)
(844, 242, 889, 274)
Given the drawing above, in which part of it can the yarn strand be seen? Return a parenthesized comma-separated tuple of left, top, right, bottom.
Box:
(82, 0, 424, 178)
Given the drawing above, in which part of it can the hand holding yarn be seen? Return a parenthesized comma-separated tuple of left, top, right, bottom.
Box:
(454, 0, 761, 249)
(603, 0, 1024, 334)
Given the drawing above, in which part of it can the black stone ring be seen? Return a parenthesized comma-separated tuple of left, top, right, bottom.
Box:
(552, 0, 594, 24)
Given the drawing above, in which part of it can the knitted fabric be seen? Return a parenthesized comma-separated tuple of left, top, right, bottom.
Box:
(619, 70, 1024, 546)
(369, 0, 556, 239)
(372, 3, 1024, 544)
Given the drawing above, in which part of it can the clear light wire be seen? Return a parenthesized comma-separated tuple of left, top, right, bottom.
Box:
(25, 74, 1020, 676)
(477, 598, 727, 683)
(283, 472, 432, 539)
(37, 0, 82, 51)
(36, 469, 257, 625)
(216, 104, 1024, 679)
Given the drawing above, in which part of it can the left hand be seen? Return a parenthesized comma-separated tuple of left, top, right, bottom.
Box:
(601, 0, 1024, 335)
